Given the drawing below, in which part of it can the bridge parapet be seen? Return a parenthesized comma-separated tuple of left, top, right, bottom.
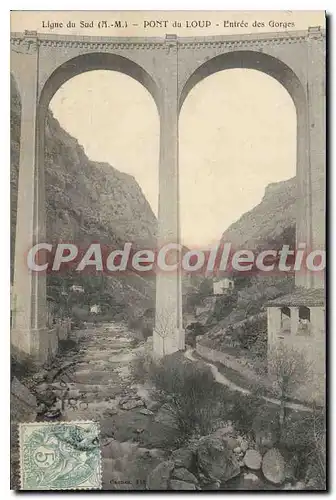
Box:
(10, 27, 325, 47)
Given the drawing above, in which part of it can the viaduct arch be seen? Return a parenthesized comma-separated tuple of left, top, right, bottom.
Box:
(10, 28, 325, 361)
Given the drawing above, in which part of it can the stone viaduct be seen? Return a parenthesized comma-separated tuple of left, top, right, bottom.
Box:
(10, 27, 325, 361)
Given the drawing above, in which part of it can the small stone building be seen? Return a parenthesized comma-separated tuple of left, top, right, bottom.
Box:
(70, 284, 84, 293)
(267, 288, 325, 405)
(90, 304, 101, 314)
(213, 277, 235, 295)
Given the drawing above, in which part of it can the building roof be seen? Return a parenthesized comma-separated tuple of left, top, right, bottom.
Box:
(267, 287, 325, 307)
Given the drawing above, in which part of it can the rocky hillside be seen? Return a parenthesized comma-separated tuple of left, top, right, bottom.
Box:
(196, 179, 297, 356)
(220, 177, 296, 250)
(10, 76, 157, 311)
(43, 112, 156, 248)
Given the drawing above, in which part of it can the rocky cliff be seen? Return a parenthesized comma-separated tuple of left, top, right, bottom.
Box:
(10, 76, 157, 311)
(220, 177, 296, 250)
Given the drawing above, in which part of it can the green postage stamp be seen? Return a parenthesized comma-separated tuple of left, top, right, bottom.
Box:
(19, 421, 102, 490)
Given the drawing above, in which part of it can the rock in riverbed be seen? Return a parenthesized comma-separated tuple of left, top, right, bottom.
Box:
(244, 450, 262, 470)
(119, 399, 145, 410)
(172, 468, 198, 484)
(262, 448, 285, 485)
(197, 434, 240, 483)
(139, 408, 154, 416)
(171, 448, 194, 469)
(146, 461, 175, 490)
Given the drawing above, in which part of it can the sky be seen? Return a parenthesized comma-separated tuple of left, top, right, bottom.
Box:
(50, 68, 296, 247)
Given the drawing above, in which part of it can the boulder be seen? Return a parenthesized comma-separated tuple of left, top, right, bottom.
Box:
(262, 448, 286, 485)
(146, 400, 161, 411)
(139, 408, 154, 416)
(198, 471, 222, 490)
(244, 450, 262, 470)
(11, 377, 37, 408)
(196, 434, 240, 483)
(240, 472, 262, 490)
(172, 468, 198, 484)
(146, 461, 174, 490)
(120, 399, 144, 410)
(11, 395, 36, 422)
(11, 377, 38, 422)
(244, 472, 260, 483)
(169, 479, 197, 490)
(212, 425, 234, 439)
(171, 448, 194, 469)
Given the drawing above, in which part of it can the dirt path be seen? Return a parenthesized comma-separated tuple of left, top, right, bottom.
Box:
(42, 323, 176, 490)
(197, 344, 262, 383)
(184, 349, 313, 413)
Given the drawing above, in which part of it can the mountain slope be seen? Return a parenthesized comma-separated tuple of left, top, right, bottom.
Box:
(44, 111, 157, 248)
(220, 177, 296, 250)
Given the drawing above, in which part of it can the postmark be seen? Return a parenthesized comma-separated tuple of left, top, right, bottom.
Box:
(19, 421, 101, 490)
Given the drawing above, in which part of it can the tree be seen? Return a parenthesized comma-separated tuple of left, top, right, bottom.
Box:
(268, 343, 311, 437)
(154, 307, 175, 356)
